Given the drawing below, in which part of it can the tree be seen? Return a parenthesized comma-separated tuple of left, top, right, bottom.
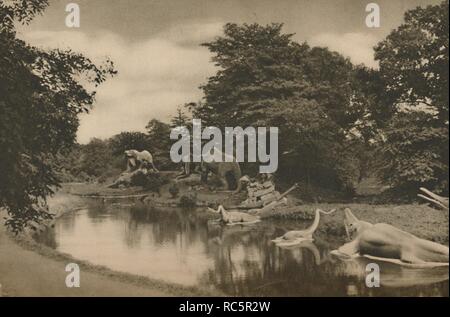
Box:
(79, 138, 113, 177)
(109, 131, 149, 156)
(145, 119, 174, 169)
(170, 105, 191, 128)
(0, 0, 116, 232)
(377, 112, 448, 196)
(374, 0, 449, 195)
(197, 23, 359, 192)
(344, 66, 393, 183)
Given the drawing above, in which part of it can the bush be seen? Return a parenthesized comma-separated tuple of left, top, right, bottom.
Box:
(131, 172, 169, 193)
(168, 183, 180, 198)
(376, 112, 449, 197)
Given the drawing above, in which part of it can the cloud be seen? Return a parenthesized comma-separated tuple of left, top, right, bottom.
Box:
(155, 20, 224, 46)
(17, 24, 378, 144)
(308, 32, 379, 69)
(17, 21, 222, 143)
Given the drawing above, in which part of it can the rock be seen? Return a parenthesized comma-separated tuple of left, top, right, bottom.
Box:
(240, 178, 281, 208)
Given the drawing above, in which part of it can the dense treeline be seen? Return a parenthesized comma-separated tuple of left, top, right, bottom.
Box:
(65, 1, 448, 199)
(1, 0, 448, 231)
(196, 1, 448, 197)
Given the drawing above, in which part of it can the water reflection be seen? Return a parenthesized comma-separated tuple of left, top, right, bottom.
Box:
(40, 198, 449, 296)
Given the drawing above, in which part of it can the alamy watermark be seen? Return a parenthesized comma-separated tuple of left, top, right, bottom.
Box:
(65, 263, 80, 288)
(170, 119, 279, 173)
(365, 263, 380, 287)
(365, 3, 380, 28)
(65, 3, 80, 28)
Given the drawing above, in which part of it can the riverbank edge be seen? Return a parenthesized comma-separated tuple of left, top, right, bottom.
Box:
(2, 182, 447, 296)
(1, 198, 224, 297)
(4, 228, 224, 297)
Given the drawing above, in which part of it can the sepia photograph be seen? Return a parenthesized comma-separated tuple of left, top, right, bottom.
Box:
(0, 0, 448, 301)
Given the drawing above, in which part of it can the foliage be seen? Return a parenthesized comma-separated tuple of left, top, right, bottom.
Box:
(194, 23, 360, 192)
(0, 0, 116, 232)
(168, 183, 180, 198)
(109, 131, 149, 156)
(377, 112, 448, 196)
(170, 105, 191, 128)
(78, 138, 113, 177)
(146, 119, 175, 169)
(374, 0, 449, 195)
(130, 172, 169, 193)
(178, 193, 197, 208)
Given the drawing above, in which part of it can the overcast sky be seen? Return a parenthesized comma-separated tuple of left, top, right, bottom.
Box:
(16, 0, 441, 143)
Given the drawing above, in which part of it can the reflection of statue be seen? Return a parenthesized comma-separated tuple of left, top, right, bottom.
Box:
(332, 208, 449, 265)
(336, 254, 449, 288)
(277, 240, 336, 266)
(125, 149, 158, 172)
(272, 208, 335, 245)
(208, 205, 260, 225)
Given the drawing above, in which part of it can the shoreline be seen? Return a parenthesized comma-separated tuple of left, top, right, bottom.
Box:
(0, 203, 223, 297)
(1, 183, 448, 297)
(2, 228, 222, 297)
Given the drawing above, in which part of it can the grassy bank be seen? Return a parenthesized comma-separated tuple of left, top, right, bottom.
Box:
(62, 182, 449, 245)
(266, 203, 449, 245)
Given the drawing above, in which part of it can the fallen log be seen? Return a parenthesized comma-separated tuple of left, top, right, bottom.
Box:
(418, 187, 449, 210)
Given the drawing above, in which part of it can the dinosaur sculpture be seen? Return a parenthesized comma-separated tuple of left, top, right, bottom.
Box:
(234, 175, 251, 194)
(177, 148, 241, 190)
(108, 149, 158, 188)
(272, 208, 336, 246)
(125, 149, 158, 172)
(208, 205, 260, 225)
(332, 208, 449, 266)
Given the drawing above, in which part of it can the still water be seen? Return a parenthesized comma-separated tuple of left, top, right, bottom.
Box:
(40, 198, 449, 296)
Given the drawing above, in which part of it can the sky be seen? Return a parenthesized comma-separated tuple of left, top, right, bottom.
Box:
(16, 0, 442, 143)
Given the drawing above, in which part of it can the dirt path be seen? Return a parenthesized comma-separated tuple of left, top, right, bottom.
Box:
(0, 224, 172, 297)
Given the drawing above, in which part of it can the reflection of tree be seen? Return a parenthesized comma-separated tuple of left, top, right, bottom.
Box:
(123, 211, 143, 248)
(59, 210, 77, 233)
(34, 226, 57, 248)
(126, 204, 209, 254)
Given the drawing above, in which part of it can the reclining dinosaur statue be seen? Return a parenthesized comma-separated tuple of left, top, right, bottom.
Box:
(208, 205, 261, 225)
(332, 208, 449, 266)
(272, 208, 336, 246)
